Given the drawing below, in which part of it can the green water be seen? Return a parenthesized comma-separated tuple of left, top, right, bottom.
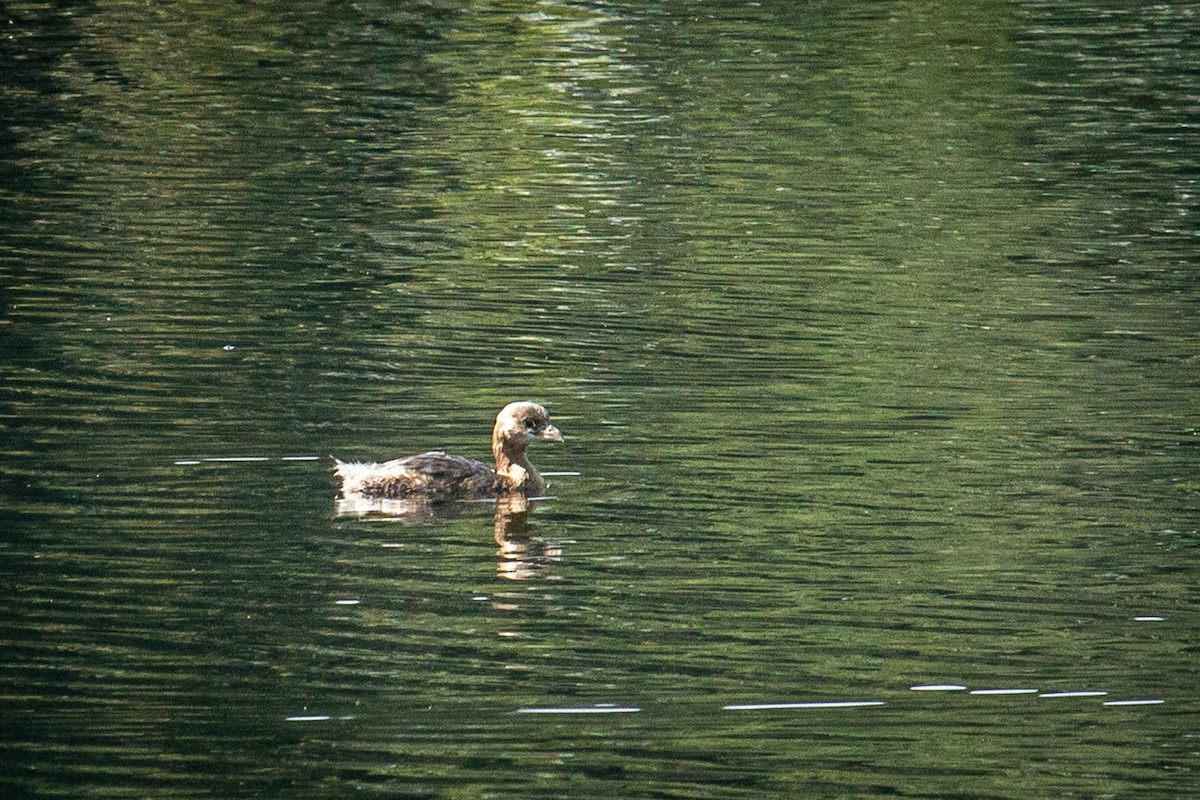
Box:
(1, 1, 1197, 797)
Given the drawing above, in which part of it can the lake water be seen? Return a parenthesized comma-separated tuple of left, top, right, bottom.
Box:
(1, 1, 1197, 797)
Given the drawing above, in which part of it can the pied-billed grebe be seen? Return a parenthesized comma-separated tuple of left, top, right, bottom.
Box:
(334, 402, 563, 501)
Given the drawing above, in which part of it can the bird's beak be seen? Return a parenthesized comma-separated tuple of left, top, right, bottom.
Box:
(539, 424, 563, 442)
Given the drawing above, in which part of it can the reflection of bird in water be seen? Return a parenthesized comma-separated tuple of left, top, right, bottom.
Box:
(493, 498, 563, 581)
(334, 402, 563, 502)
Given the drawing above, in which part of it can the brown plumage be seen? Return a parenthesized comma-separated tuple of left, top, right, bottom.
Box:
(334, 402, 563, 501)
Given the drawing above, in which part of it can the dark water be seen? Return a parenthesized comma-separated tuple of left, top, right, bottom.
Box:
(2, 1, 1197, 797)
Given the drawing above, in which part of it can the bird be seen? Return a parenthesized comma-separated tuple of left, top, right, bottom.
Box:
(333, 402, 563, 502)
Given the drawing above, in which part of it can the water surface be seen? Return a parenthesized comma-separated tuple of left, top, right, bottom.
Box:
(2, 1, 1197, 798)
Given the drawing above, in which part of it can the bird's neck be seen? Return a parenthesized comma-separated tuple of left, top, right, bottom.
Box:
(494, 439, 543, 494)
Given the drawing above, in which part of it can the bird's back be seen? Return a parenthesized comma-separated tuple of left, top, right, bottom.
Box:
(334, 451, 497, 501)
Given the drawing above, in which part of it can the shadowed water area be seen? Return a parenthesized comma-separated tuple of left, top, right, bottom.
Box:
(1, 1, 1198, 797)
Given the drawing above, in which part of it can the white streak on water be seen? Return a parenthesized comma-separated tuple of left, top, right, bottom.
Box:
(517, 705, 640, 714)
(203, 457, 272, 462)
(174, 455, 321, 464)
(285, 715, 357, 722)
(723, 701, 885, 711)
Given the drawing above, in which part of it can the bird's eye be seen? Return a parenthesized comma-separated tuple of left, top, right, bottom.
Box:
(524, 419, 536, 429)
